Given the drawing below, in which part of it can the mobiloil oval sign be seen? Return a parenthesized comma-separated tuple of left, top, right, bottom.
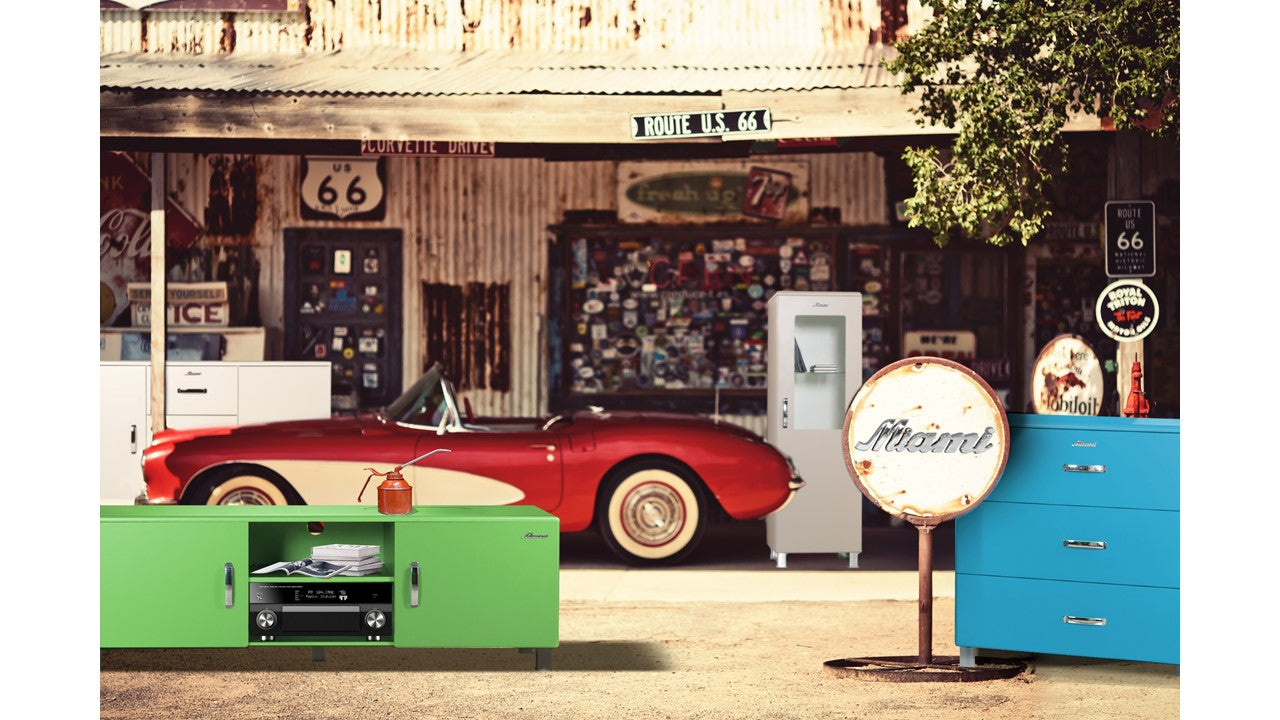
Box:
(842, 357, 1010, 526)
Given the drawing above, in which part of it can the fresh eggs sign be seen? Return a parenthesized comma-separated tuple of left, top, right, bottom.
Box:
(842, 357, 1009, 526)
(1095, 279, 1160, 342)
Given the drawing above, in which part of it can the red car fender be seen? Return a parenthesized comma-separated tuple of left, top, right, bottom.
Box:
(556, 422, 795, 530)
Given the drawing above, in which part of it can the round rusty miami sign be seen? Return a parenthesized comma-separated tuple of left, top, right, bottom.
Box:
(842, 357, 1010, 526)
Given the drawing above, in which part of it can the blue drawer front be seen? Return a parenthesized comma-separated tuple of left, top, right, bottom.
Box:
(956, 574, 1179, 665)
(992, 424, 1179, 510)
(956, 501, 1179, 588)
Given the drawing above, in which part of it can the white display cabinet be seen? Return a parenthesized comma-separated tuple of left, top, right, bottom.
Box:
(765, 291, 863, 568)
(100, 361, 332, 504)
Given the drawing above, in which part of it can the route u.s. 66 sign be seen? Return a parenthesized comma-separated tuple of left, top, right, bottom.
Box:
(300, 156, 386, 220)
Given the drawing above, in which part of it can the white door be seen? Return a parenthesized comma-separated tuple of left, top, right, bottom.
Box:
(100, 363, 148, 504)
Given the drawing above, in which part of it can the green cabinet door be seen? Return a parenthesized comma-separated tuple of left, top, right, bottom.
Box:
(394, 515, 559, 648)
(101, 519, 249, 648)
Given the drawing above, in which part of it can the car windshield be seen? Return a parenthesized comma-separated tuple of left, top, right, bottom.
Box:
(382, 365, 455, 426)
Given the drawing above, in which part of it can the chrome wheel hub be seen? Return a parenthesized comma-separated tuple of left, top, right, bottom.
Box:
(220, 488, 274, 505)
(621, 482, 685, 546)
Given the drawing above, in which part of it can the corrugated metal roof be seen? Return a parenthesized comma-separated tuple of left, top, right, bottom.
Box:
(100, 45, 902, 96)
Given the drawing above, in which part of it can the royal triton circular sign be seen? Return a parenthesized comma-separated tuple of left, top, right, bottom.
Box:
(1095, 278, 1159, 343)
(842, 357, 1009, 526)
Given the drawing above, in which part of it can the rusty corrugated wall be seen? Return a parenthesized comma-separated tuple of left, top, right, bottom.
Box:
(101, 0, 928, 54)
(157, 152, 883, 433)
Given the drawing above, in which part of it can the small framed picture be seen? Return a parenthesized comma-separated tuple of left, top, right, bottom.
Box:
(333, 248, 353, 274)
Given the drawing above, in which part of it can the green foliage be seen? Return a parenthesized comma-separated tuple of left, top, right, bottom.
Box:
(885, 0, 1179, 247)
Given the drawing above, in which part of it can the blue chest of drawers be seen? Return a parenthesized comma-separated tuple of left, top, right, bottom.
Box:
(955, 413, 1179, 666)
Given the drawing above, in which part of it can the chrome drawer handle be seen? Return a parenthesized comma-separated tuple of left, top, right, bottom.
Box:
(1063, 463, 1106, 473)
(781, 398, 789, 429)
(224, 563, 234, 608)
(1063, 615, 1106, 626)
(1063, 539, 1107, 550)
(410, 562, 420, 608)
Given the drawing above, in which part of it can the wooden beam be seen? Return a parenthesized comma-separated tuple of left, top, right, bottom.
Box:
(102, 88, 1104, 145)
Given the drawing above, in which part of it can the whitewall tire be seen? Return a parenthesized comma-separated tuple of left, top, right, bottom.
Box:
(598, 459, 706, 565)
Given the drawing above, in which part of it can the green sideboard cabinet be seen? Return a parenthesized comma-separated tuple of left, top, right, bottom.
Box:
(101, 505, 560, 669)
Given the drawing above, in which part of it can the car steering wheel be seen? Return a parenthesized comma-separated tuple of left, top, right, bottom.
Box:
(541, 414, 566, 432)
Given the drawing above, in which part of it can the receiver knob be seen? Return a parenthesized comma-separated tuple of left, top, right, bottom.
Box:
(255, 609, 278, 630)
(364, 609, 387, 630)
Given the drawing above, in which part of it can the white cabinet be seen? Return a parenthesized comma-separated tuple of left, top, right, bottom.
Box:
(765, 291, 863, 568)
(100, 361, 332, 504)
(100, 363, 150, 505)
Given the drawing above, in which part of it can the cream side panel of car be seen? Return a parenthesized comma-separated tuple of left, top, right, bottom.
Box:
(250, 459, 527, 506)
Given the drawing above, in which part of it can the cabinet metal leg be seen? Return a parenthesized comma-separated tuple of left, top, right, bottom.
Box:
(312, 646, 326, 662)
(775, 552, 787, 569)
(847, 552, 859, 569)
(959, 646, 976, 668)
(535, 648, 552, 671)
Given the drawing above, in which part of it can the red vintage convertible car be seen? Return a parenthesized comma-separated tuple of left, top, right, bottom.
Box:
(140, 363, 804, 564)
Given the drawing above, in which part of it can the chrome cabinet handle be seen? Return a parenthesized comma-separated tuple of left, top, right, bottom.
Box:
(410, 562, 420, 608)
(1063, 540, 1107, 550)
(224, 563, 234, 608)
(529, 444, 557, 451)
(1063, 615, 1106, 626)
(1063, 463, 1106, 473)
(130, 424, 138, 454)
(781, 398, 789, 429)
(177, 387, 208, 394)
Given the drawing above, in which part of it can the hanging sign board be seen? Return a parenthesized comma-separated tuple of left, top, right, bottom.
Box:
(618, 160, 809, 224)
(358, 140, 495, 157)
(127, 282, 230, 327)
(842, 357, 1009, 526)
(1104, 201, 1156, 277)
(300, 156, 386, 220)
(1095, 278, 1160, 342)
(630, 108, 771, 140)
(1031, 334, 1104, 415)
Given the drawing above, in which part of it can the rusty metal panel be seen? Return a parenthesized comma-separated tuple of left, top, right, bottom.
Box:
(101, 45, 903, 95)
(102, 1, 907, 55)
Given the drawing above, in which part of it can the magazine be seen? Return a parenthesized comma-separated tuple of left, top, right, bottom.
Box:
(252, 559, 358, 579)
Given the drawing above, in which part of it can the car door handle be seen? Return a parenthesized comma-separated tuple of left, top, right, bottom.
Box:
(410, 562, 420, 608)
(529, 444, 557, 451)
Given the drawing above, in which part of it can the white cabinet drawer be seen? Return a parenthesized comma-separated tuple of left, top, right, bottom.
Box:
(166, 365, 238, 415)
(165, 414, 238, 431)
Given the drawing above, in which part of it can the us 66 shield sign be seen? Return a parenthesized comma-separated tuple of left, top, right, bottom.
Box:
(631, 108, 771, 140)
(300, 157, 387, 220)
(1104, 201, 1156, 277)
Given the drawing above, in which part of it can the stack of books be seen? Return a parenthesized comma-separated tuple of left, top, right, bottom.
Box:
(310, 543, 384, 576)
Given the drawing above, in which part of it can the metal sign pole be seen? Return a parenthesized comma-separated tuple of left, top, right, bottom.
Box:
(917, 524, 932, 666)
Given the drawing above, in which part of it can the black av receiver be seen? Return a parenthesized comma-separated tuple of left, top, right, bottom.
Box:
(249, 582, 393, 642)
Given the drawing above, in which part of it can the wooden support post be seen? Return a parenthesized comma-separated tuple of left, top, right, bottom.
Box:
(149, 153, 166, 438)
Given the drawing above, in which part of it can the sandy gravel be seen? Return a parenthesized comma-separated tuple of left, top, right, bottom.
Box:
(100, 596, 1178, 720)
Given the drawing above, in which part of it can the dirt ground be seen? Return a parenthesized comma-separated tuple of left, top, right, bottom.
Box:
(100, 596, 1179, 720)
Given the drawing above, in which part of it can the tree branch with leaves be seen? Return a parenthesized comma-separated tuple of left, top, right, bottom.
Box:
(885, 0, 1179, 247)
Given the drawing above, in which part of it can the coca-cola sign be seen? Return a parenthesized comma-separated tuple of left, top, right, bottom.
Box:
(100, 152, 202, 326)
(842, 357, 1009, 525)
